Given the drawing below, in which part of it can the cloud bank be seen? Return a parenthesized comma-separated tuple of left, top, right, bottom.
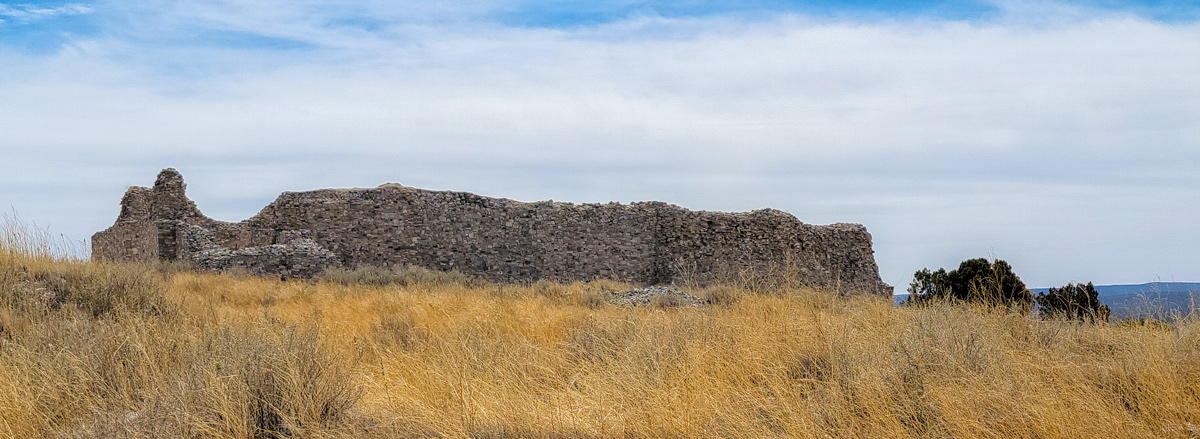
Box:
(2, 1, 1199, 288)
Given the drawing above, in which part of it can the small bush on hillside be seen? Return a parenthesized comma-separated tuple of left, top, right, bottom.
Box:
(1116, 317, 1172, 330)
(153, 260, 195, 277)
(1036, 282, 1110, 323)
(322, 264, 488, 288)
(1, 261, 169, 318)
(907, 258, 1033, 310)
(213, 325, 361, 437)
(699, 285, 746, 306)
(49, 264, 169, 318)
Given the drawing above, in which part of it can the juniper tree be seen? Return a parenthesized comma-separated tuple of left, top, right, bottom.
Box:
(907, 258, 1033, 311)
(1036, 282, 1110, 323)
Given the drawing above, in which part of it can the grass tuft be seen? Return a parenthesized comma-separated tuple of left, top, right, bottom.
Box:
(321, 264, 489, 289)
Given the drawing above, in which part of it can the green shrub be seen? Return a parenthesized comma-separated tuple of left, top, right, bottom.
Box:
(1036, 282, 1110, 323)
(907, 258, 1033, 311)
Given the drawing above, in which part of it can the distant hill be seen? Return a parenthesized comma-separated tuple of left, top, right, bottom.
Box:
(1032, 282, 1200, 320)
(1031, 282, 1200, 297)
(896, 282, 1200, 320)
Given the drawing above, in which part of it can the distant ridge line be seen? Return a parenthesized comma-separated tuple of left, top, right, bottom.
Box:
(1029, 282, 1200, 296)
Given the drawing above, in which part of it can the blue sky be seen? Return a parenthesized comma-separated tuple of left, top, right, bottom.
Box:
(3, 0, 1196, 55)
(3, 0, 1200, 289)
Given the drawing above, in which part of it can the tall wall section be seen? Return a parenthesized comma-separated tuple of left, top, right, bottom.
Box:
(93, 169, 892, 296)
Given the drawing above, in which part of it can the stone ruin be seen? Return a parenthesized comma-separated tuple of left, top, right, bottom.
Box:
(92, 169, 893, 296)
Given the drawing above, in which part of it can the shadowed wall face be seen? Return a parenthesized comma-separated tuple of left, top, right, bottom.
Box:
(93, 169, 892, 295)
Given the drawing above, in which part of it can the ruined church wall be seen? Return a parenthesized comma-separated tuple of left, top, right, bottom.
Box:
(92, 169, 893, 295)
(241, 187, 663, 284)
(648, 206, 885, 292)
(89, 187, 159, 264)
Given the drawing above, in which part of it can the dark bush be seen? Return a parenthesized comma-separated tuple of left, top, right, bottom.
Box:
(1036, 282, 1110, 323)
(907, 258, 1033, 310)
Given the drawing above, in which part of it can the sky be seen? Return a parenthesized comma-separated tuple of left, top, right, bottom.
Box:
(2, 0, 1199, 291)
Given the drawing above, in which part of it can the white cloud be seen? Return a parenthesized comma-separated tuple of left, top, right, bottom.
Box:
(2, 3, 1200, 288)
(0, 3, 92, 21)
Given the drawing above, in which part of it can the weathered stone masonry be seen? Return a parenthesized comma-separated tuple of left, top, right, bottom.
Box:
(93, 169, 892, 296)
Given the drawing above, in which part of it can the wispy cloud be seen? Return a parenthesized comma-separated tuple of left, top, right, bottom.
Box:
(0, 3, 92, 21)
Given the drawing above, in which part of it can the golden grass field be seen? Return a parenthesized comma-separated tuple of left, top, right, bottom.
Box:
(1, 223, 1199, 438)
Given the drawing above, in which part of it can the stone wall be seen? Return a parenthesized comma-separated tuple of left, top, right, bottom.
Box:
(93, 169, 892, 296)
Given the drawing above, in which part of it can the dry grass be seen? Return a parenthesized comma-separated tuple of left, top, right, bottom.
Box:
(2, 224, 1199, 438)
